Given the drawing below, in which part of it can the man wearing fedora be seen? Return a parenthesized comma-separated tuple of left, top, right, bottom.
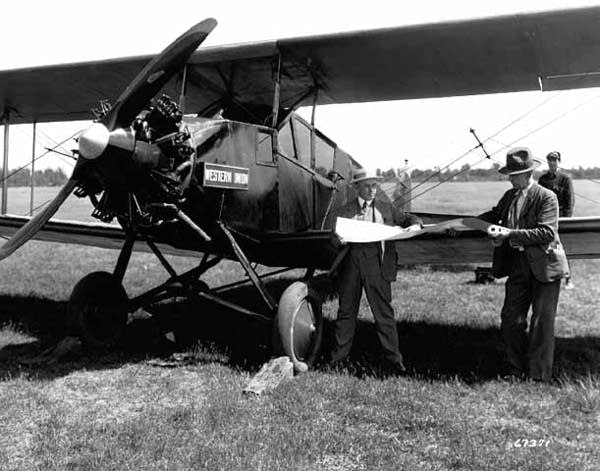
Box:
(330, 168, 422, 375)
(538, 150, 575, 288)
(479, 147, 568, 381)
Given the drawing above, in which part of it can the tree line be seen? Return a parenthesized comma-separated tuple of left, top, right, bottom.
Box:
(377, 163, 600, 182)
(0, 167, 68, 187)
(3, 164, 599, 187)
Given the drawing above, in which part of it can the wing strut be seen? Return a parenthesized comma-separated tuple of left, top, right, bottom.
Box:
(178, 64, 189, 113)
(218, 221, 277, 312)
(271, 53, 282, 128)
(2, 111, 9, 215)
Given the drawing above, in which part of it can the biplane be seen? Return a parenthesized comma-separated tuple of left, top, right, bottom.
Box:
(1, 7, 600, 372)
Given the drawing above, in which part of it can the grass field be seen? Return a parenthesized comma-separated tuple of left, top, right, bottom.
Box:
(0, 181, 599, 470)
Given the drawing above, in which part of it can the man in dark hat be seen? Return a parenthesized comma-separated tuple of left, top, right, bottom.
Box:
(538, 150, 575, 288)
(330, 168, 422, 375)
(479, 147, 568, 382)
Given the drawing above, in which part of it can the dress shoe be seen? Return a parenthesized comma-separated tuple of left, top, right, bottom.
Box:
(381, 360, 407, 377)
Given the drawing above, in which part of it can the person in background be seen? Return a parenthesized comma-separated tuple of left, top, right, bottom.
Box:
(538, 151, 575, 288)
(479, 147, 568, 382)
(330, 168, 422, 375)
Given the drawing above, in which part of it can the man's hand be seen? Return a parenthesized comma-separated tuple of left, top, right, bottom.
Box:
(487, 224, 511, 239)
(404, 224, 422, 232)
(488, 225, 511, 246)
(337, 234, 347, 246)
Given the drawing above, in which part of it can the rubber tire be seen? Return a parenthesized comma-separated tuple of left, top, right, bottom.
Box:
(275, 281, 323, 373)
(67, 271, 129, 349)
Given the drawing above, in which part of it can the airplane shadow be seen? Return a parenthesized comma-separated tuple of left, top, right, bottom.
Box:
(0, 284, 599, 383)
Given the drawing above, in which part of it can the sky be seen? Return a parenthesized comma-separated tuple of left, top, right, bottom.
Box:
(2, 0, 600, 174)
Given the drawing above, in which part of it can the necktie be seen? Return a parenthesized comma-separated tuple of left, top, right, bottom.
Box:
(361, 201, 368, 221)
(509, 190, 523, 229)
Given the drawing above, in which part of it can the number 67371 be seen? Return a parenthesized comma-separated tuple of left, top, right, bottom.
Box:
(512, 438, 551, 448)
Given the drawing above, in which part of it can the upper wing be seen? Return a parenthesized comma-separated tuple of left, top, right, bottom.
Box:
(3, 6, 600, 124)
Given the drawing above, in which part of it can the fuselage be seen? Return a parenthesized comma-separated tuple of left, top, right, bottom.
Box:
(125, 111, 360, 270)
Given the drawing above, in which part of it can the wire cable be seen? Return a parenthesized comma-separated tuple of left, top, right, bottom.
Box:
(26, 196, 55, 216)
(0, 129, 80, 184)
(403, 155, 491, 206)
(401, 91, 600, 205)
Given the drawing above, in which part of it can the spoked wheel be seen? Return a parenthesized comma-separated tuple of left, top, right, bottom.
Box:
(275, 281, 323, 373)
(67, 271, 129, 348)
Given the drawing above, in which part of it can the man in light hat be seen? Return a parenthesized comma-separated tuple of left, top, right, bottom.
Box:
(538, 150, 575, 288)
(479, 147, 568, 381)
(330, 168, 422, 375)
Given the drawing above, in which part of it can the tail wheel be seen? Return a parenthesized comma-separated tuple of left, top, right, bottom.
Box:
(67, 271, 129, 348)
(275, 281, 323, 373)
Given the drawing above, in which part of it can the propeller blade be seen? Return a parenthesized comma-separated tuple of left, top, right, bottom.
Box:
(0, 179, 78, 261)
(0, 19, 217, 260)
(102, 18, 217, 131)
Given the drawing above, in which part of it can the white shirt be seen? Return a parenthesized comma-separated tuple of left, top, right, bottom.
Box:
(508, 181, 533, 229)
(356, 197, 384, 224)
(356, 197, 385, 259)
(508, 181, 533, 251)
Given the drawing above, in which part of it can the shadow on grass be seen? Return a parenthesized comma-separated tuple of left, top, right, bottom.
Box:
(0, 281, 598, 384)
(0, 294, 177, 381)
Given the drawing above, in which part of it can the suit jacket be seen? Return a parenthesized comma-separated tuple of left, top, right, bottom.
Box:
(538, 170, 574, 217)
(336, 198, 422, 281)
(479, 183, 567, 282)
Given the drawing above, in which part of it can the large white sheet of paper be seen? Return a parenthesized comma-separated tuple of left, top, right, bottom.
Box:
(334, 217, 474, 243)
(335, 217, 410, 242)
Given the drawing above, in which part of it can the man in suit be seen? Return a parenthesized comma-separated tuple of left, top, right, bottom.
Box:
(330, 169, 422, 374)
(538, 150, 575, 288)
(479, 147, 568, 381)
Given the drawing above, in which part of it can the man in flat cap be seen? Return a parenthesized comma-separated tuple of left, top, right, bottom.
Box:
(538, 150, 575, 287)
(330, 169, 422, 375)
(479, 147, 568, 382)
(538, 151, 575, 218)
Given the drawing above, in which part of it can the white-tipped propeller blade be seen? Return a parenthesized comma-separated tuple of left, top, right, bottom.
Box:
(102, 18, 217, 132)
(0, 18, 217, 259)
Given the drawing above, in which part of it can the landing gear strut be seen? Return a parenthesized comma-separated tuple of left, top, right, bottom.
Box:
(66, 227, 327, 371)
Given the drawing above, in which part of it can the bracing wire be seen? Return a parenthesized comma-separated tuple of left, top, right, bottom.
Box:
(398, 90, 600, 206)
(483, 91, 562, 144)
(0, 129, 81, 184)
(403, 155, 491, 206)
(403, 91, 567, 199)
(27, 196, 55, 216)
(13, 125, 74, 157)
(485, 93, 600, 159)
(404, 144, 480, 196)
